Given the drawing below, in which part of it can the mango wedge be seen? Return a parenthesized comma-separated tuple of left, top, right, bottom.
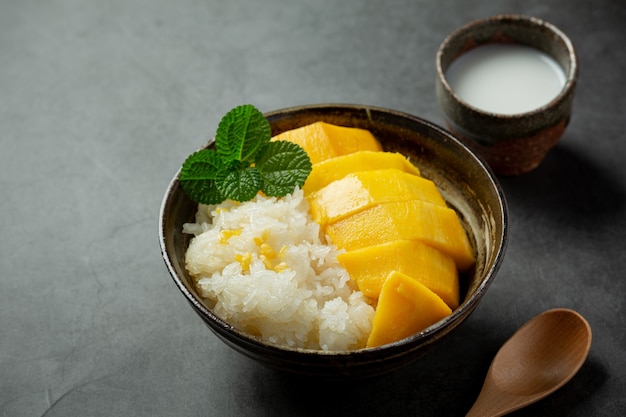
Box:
(366, 271, 452, 348)
(325, 200, 475, 271)
(308, 169, 447, 225)
(337, 240, 459, 308)
(302, 151, 420, 194)
(271, 122, 382, 164)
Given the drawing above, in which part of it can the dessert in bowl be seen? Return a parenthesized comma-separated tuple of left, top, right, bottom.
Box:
(159, 104, 508, 378)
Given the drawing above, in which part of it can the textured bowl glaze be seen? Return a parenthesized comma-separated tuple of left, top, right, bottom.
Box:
(436, 15, 578, 175)
(159, 104, 508, 378)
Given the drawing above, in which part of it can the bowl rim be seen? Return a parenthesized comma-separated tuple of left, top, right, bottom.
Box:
(159, 103, 508, 359)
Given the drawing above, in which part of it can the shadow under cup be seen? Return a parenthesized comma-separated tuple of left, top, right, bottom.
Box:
(436, 15, 578, 176)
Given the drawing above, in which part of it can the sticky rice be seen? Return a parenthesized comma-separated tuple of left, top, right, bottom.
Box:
(183, 188, 375, 351)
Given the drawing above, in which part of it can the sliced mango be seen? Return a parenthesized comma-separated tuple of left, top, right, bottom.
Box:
(337, 240, 459, 308)
(308, 169, 447, 225)
(302, 151, 420, 194)
(325, 200, 475, 271)
(366, 270, 452, 348)
(271, 121, 382, 164)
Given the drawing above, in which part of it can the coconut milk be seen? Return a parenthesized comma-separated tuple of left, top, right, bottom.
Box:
(445, 43, 566, 115)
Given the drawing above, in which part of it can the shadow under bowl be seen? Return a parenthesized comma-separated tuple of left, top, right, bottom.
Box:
(159, 104, 508, 379)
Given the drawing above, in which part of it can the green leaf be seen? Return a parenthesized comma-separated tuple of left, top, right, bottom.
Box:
(215, 104, 271, 163)
(215, 165, 262, 202)
(257, 141, 312, 197)
(179, 149, 226, 204)
(178, 105, 313, 205)
(180, 148, 224, 180)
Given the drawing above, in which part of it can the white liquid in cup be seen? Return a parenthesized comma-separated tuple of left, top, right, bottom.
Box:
(445, 43, 567, 115)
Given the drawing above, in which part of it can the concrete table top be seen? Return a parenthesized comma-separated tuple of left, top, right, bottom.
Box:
(1, 0, 624, 415)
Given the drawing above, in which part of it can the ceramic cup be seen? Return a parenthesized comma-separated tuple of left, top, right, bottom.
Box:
(436, 15, 578, 175)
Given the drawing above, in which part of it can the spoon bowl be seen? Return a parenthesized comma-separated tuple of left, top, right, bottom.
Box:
(466, 308, 592, 417)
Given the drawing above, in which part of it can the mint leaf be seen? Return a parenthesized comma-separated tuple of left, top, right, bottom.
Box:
(179, 104, 312, 204)
(257, 141, 312, 197)
(215, 165, 262, 202)
(179, 149, 226, 204)
(215, 105, 270, 163)
(180, 148, 224, 180)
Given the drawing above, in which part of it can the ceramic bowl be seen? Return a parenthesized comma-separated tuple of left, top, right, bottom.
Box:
(159, 104, 508, 378)
(436, 14, 578, 175)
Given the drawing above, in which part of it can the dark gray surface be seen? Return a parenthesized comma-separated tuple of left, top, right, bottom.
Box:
(1, 0, 624, 416)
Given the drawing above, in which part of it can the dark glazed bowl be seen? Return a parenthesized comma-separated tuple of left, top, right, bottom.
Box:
(159, 104, 508, 378)
(436, 15, 578, 175)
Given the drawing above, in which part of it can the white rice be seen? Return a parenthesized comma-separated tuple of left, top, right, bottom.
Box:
(183, 188, 375, 351)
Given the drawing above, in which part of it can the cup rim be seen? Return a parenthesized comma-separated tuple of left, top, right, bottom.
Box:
(436, 14, 578, 119)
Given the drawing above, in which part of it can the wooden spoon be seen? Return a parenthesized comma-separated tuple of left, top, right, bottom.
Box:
(466, 308, 592, 417)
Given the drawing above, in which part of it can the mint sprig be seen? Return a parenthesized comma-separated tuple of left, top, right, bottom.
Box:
(179, 105, 312, 204)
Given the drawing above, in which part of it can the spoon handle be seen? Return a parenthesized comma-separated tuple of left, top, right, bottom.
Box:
(465, 373, 530, 417)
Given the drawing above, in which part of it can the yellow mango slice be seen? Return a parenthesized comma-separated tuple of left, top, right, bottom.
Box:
(325, 200, 475, 271)
(308, 169, 447, 225)
(337, 240, 459, 308)
(366, 270, 452, 348)
(303, 151, 420, 194)
(271, 121, 382, 164)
